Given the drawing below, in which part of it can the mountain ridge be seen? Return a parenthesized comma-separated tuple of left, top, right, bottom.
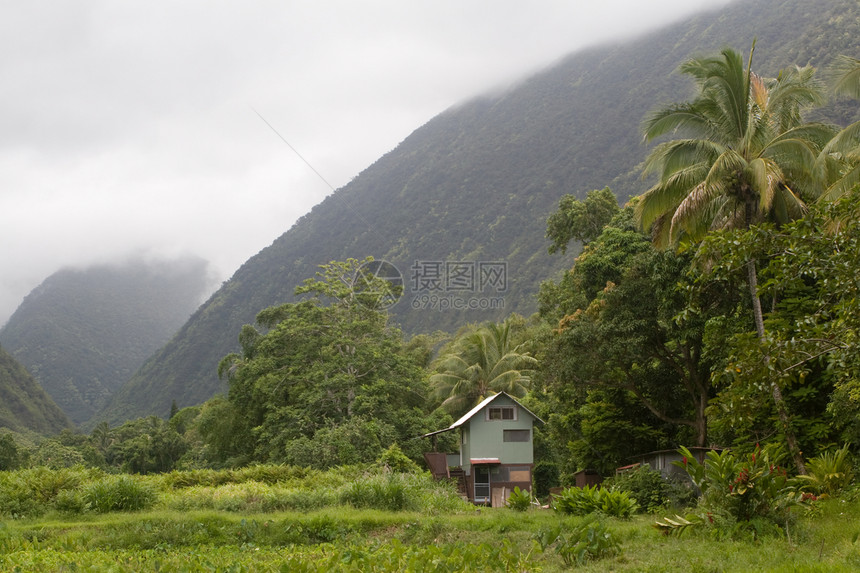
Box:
(98, 0, 860, 424)
(0, 344, 71, 435)
(0, 256, 213, 425)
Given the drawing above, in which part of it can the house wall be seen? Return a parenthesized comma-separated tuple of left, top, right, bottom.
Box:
(464, 463, 534, 507)
(461, 394, 534, 476)
(460, 426, 471, 470)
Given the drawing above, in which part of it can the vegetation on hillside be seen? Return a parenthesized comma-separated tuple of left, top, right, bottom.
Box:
(0, 345, 70, 437)
(0, 256, 211, 426)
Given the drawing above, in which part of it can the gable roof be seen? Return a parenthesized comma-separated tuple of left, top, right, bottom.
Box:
(420, 392, 544, 438)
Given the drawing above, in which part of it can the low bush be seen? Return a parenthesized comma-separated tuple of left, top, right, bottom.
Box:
(54, 489, 87, 514)
(604, 465, 667, 512)
(23, 466, 89, 504)
(340, 474, 411, 511)
(534, 515, 620, 566)
(552, 485, 639, 518)
(506, 486, 533, 511)
(338, 472, 472, 514)
(797, 444, 854, 496)
(661, 445, 807, 538)
(377, 444, 420, 473)
(167, 481, 338, 513)
(162, 464, 317, 489)
(83, 475, 157, 513)
(0, 472, 43, 518)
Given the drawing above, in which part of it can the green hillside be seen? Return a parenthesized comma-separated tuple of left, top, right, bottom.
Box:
(0, 256, 212, 425)
(100, 0, 860, 424)
(0, 344, 70, 434)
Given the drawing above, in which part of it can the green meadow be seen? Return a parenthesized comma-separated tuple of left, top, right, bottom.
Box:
(2, 465, 860, 572)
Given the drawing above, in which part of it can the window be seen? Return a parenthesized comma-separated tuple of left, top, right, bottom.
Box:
(489, 466, 531, 482)
(487, 406, 516, 421)
(503, 429, 530, 442)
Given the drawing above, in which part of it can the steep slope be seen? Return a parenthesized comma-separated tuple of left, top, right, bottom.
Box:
(102, 0, 860, 424)
(0, 256, 212, 425)
(0, 344, 71, 434)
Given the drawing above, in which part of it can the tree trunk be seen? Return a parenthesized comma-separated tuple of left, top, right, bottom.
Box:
(696, 391, 708, 449)
(744, 208, 807, 474)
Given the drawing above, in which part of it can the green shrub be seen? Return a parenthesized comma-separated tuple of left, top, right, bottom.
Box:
(162, 465, 316, 489)
(377, 444, 420, 473)
(605, 465, 669, 512)
(505, 486, 533, 511)
(23, 466, 88, 504)
(552, 484, 638, 518)
(54, 489, 87, 514)
(669, 445, 804, 537)
(533, 461, 560, 498)
(83, 475, 157, 513)
(234, 464, 314, 484)
(797, 445, 854, 496)
(340, 474, 410, 511)
(0, 472, 43, 518)
(534, 515, 620, 566)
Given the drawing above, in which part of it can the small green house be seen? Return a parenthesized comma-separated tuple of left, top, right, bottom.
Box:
(423, 392, 543, 506)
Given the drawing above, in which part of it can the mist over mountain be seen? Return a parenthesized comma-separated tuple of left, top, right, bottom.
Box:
(100, 0, 860, 425)
(0, 256, 214, 425)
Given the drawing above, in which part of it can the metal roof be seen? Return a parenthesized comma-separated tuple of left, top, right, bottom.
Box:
(419, 392, 544, 439)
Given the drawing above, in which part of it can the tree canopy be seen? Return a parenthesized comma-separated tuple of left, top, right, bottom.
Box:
(215, 259, 435, 468)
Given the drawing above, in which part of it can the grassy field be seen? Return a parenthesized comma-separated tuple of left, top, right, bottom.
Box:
(2, 466, 860, 571)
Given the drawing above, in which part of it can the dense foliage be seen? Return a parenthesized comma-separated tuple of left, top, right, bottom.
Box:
(538, 204, 724, 476)
(213, 259, 437, 467)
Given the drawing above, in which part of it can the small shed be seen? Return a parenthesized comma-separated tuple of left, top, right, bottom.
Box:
(573, 469, 602, 488)
(617, 447, 722, 480)
(422, 392, 544, 507)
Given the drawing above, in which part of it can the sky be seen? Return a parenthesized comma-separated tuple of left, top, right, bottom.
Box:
(0, 0, 732, 326)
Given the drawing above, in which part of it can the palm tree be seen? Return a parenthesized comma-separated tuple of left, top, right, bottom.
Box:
(817, 55, 860, 203)
(635, 45, 834, 473)
(430, 319, 537, 418)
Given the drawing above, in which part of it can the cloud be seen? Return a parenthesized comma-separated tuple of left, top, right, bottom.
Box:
(0, 0, 729, 325)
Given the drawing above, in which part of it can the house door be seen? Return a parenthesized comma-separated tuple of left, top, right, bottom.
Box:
(474, 466, 490, 504)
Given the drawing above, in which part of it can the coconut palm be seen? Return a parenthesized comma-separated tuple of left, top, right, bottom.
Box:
(637, 46, 832, 247)
(636, 45, 834, 473)
(430, 320, 537, 417)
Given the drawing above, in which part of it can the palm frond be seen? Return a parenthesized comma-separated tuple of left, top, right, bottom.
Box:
(822, 120, 860, 156)
(671, 183, 728, 243)
(770, 184, 807, 224)
(831, 55, 860, 100)
(642, 105, 710, 141)
(636, 163, 710, 231)
(747, 157, 781, 212)
(819, 162, 860, 203)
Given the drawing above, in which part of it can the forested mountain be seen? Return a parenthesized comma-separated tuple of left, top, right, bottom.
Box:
(101, 0, 860, 424)
(0, 344, 71, 434)
(0, 256, 212, 425)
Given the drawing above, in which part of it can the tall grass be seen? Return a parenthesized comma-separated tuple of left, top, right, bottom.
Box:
(83, 475, 157, 512)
